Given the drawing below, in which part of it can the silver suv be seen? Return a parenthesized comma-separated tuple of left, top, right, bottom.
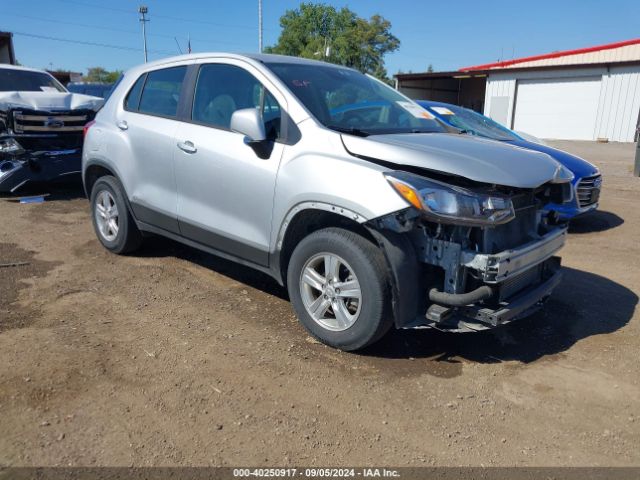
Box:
(82, 53, 573, 351)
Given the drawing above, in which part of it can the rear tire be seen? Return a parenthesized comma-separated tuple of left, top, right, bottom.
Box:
(287, 227, 393, 351)
(90, 175, 142, 254)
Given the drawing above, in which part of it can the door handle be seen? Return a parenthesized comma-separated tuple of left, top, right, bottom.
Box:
(116, 120, 128, 131)
(177, 140, 197, 154)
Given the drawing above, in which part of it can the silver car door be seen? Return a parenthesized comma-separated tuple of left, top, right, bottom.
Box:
(174, 61, 286, 266)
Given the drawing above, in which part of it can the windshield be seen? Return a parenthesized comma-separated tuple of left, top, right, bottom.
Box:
(266, 62, 445, 136)
(430, 104, 520, 141)
(67, 83, 113, 98)
(0, 68, 67, 93)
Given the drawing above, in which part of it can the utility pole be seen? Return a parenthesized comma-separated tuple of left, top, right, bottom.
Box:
(139, 5, 149, 63)
(258, 0, 263, 53)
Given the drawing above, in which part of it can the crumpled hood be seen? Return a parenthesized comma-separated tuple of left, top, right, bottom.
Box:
(0, 91, 103, 111)
(341, 132, 564, 189)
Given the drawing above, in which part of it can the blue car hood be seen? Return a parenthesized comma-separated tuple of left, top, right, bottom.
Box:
(506, 140, 599, 179)
(420, 101, 599, 180)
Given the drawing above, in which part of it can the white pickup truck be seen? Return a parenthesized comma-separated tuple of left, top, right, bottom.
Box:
(0, 64, 103, 192)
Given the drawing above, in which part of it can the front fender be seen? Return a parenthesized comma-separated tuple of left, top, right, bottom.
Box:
(269, 126, 408, 253)
(364, 221, 422, 329)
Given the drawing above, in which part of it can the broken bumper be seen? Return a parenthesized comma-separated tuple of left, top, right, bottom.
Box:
(461, 227, 567, 283)
(413, 228, 567, 332)
(422, 258, 562, 332)
(0, 149, 81, 193)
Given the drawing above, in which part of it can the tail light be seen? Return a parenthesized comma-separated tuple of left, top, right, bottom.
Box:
(83, 120, 96, 138)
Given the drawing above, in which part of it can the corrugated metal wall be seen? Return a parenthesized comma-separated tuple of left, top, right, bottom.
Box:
(595, 65, 640, 142)
(483, 76, 516, 127)
(484, 66, 640, 142)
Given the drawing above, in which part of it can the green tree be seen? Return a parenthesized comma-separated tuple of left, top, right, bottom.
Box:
(105, 70, 122, 83)
(85, 67, 122, 83)
(265, 3, 399, 81)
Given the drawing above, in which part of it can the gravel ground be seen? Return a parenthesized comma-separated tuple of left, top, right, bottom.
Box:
(0, 140, 638, 467)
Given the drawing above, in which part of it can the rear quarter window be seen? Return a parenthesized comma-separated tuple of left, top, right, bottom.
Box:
(124, 74, 146, 111)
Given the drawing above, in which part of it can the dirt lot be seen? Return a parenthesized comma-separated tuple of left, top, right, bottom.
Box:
(0, 141, 638, 467)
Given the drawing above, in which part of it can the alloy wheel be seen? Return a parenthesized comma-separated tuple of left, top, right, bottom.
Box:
(299, 252, 362, 331)
(94, 190, 119, 242)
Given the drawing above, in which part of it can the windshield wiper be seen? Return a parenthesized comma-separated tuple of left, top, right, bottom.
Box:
(409, 129, 438, 134)
(327, 125, 370, 137)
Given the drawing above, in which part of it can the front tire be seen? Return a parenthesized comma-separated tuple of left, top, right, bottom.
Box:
(287, 228, 393, 351)
(90, 175, 142, 254)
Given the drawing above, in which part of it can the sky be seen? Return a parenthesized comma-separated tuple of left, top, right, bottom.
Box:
(2, 0, 640, 76)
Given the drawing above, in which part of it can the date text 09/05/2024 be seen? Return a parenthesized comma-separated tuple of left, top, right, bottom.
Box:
(233, 468, 401, 478)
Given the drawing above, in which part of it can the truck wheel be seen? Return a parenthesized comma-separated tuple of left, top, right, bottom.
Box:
(287, 227, 393, 351)
(90, 175, 142, 254)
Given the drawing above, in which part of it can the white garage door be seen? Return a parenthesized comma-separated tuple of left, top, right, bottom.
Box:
(513, 77, 601, 140)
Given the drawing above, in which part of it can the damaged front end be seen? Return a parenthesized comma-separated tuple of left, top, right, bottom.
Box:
(0, 105, 98, 193)
(367, 170, 573, 332)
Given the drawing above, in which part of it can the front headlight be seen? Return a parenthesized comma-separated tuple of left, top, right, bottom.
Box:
(0, 137, 24, 155)
(551, 164, 574, 184)
(384, 171, 515, 226)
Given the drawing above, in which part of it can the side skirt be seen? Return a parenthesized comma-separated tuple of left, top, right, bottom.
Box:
(136, 221, 278, 281)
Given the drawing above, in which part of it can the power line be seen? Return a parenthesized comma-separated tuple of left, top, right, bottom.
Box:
(153, 12, 270, 31)
(11, 31, 175, 56)
(3, 12, 252, 49)
(4, 12, 171, 40)
(52, 0, 272, 31)
(52, 0, 136, 15)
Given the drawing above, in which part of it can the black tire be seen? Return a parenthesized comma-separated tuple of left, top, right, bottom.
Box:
(287, 227, 393, 351)
(90, 175, 142, 254)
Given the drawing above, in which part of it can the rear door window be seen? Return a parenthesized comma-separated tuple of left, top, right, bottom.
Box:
(137, 66, 187, 118)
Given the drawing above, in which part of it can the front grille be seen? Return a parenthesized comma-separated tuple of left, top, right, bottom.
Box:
(7, 108, 95, 152)
(576, 174, 602, 208)
(13, 111, 89, 133)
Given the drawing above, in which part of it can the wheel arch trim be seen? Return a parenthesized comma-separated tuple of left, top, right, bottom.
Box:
(83, 159, 141, 229)
(270, 202, 371, 286)
(274, 201, 368, 252)
(83, 158, 125, 197)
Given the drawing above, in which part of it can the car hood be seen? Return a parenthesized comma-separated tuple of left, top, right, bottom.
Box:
(0, 91, 104, 111)
(506, 139, 599, 179)
(341, 133, 563, 189)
